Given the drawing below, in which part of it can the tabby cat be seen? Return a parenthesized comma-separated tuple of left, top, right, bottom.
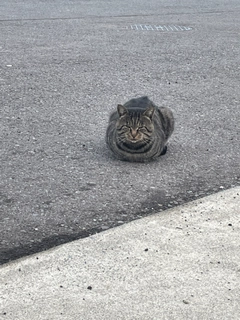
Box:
(106, 96, 174, 162)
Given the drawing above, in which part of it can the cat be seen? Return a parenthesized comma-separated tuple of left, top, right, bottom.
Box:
(106, 96, 174, 162)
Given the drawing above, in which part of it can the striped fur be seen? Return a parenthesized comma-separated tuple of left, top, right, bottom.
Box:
(106, 96, 174, 162)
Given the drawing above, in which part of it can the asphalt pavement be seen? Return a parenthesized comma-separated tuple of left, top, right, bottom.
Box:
(1, 0, 240, 264)
(1, 187, 240, 320)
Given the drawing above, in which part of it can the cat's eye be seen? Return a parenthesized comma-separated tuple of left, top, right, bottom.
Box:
(118, 125, 129, 131)
(139, 126, 147, 132)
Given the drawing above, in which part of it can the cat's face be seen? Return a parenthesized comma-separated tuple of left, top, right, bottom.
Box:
(116, 105, 154, 145)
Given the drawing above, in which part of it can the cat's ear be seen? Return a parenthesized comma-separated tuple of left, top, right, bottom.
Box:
(117, 104, 128, 117)
(143, 106, 155, 120)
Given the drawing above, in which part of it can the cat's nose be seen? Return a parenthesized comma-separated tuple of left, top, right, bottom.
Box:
(131, 129, 138, 138)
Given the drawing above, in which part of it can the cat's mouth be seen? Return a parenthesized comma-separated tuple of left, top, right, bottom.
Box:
(128, 134, 142, 143)
(129, 138, 141, 144)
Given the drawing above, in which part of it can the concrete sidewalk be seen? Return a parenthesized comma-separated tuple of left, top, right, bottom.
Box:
(1, 187, 240, 320)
